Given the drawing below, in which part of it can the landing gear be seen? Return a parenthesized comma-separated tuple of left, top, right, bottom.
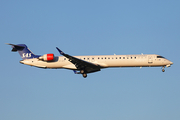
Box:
(80, 70, 85, 74)
(82, 73, 87, 78)
(162, 66, 165, 72)
(80, 70, 87, 78)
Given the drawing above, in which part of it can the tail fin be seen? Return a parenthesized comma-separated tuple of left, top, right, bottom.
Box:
(6, 43, 39, 60)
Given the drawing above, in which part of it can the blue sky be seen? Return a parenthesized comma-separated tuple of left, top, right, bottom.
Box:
(0, 0, 180, 120)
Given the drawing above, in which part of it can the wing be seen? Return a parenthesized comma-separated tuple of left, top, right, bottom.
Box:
(56, 47, 101, 73)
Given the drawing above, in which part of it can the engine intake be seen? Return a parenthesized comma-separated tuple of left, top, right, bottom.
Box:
(39, 54, 54, 61)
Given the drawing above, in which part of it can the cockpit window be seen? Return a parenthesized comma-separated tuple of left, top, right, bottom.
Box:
(157, 56, 165, 58)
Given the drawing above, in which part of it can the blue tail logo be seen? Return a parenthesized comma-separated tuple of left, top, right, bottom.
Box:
(7, 43, 39, 60)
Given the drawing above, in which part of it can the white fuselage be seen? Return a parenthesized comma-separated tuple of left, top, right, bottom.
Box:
(20, 54, 173, 70)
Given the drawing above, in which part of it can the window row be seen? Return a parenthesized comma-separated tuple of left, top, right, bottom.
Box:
(64, 56, 137, 60)
(96, 57, 137, 60)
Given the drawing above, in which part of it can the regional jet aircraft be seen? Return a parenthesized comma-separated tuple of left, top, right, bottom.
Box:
(7, 43, 173, 78)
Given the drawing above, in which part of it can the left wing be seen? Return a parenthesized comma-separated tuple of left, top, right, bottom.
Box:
(56, 47, 101, 73)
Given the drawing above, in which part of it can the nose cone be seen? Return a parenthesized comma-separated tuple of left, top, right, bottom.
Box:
(170, 61, 173, 65)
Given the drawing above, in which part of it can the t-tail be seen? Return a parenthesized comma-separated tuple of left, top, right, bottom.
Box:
(6, 43, 39, 60)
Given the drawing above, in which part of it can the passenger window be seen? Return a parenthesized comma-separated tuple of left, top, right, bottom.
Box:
(119, 57, 121, 59)
(134, 57, 136, 59)
(123, 57, 125, 59)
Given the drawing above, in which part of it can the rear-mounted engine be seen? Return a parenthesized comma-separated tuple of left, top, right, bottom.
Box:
(39, 54, 54, 61)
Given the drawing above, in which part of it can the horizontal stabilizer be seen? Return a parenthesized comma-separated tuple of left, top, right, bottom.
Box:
(6, 43, 25, 52)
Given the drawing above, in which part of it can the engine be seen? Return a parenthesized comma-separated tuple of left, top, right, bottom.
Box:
(38, 54, 54, 61)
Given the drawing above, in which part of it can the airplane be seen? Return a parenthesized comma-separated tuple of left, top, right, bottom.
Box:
(6, 43, 173, 78)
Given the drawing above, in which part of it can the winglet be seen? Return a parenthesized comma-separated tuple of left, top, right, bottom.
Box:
(56, 47, 65, 55)
(73, 70, 80, 74)
(73, 70, 78, 74)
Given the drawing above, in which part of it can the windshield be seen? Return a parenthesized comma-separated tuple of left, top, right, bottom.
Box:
(157, 56, 165, 58)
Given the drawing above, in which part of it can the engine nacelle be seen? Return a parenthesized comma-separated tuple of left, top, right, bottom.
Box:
(39, 54, 54, 61)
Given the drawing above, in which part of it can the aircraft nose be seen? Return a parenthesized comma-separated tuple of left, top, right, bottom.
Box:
(170, 61, 173, 65)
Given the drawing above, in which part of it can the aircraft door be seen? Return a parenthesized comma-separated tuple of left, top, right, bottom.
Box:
(148, 56, 153, 64)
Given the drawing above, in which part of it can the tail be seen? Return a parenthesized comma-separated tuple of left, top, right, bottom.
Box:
(6, 43, 39, 60)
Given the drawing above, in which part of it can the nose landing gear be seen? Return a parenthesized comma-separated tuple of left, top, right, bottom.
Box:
(162, 66, 165, 72)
